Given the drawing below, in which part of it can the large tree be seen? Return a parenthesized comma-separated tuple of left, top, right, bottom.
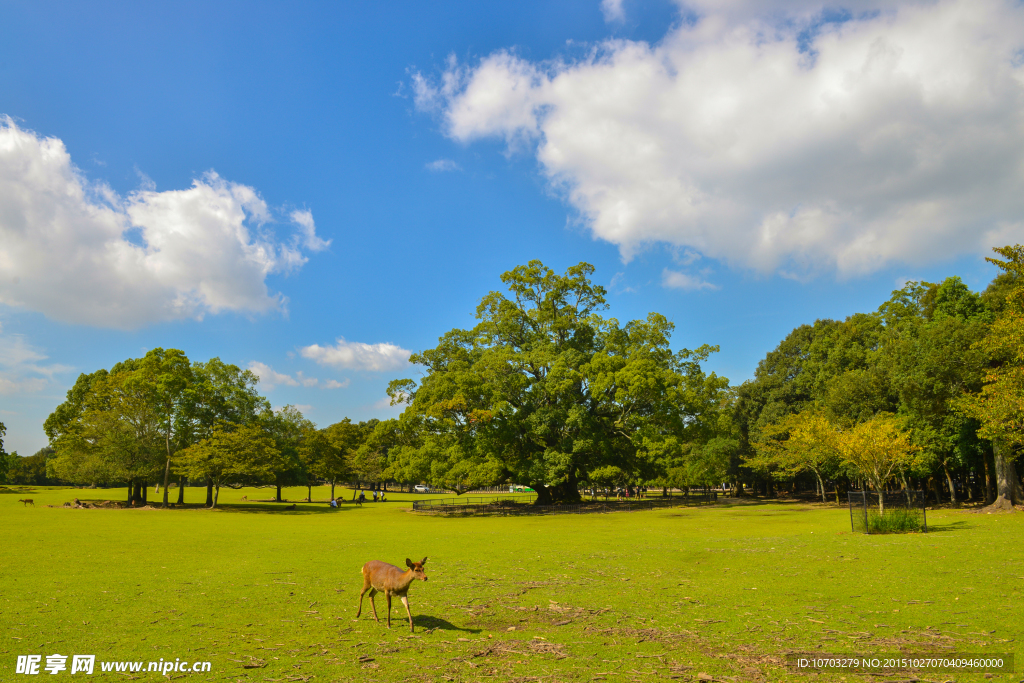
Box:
(956, 246, 1024, 510)
(50, 368, 165, 503)
(386, 260, 724, 504)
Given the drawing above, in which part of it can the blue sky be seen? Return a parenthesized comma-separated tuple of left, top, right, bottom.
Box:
(2, 0, 1021, 455)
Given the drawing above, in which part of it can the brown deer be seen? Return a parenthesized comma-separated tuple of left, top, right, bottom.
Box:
(355, 558, 428, 632)
(18, 499, 34, 506)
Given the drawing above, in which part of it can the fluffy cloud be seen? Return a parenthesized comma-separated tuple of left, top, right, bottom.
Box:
(300, 338, 412, 372)
(0, 118, 328, 328)
(415, 0, 1024, 277)
(247, 362, 346, 390)
(0, 325, 70, 394)
(248, 361, 300, 390)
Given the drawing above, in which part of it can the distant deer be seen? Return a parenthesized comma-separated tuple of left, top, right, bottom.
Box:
(18, 499, 34, 506)
(356, 558, 428, 632)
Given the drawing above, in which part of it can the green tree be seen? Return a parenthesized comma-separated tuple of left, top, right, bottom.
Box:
(956, 245, 1024, 510)
(184, 358, 270, 505)
(0, 422, 8, 484)
(387, 260, 724, 504)
(877, 278, 991, 503)
(836, 413, 921, 512)
(175, 423, 280, 508)
(131, 349, 194, 507)
(299, 428, 346, 501)
(51, 369, 164, 503)
(748, 410, 842, 503)
(264, 405, 314, 502)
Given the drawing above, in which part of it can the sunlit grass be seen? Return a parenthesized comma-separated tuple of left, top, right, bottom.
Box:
(2, 484, 1020, 681)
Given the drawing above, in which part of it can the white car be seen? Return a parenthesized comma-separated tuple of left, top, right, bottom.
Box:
(413, 485, 429, 494)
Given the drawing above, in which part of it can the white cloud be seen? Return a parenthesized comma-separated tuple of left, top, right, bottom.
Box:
(0, 118, 328, 328)
(248, 361, 299, 390)
(601, 0, 625, 22)
(300, 338, 412, 372)
(0, 325, 70, 394)
(289, 209, 331, 252)
(416, 0, 1024, 278)
(426, 159, 462, 172)
(248, 361, 352, 390)
(662, 268, 719, 291)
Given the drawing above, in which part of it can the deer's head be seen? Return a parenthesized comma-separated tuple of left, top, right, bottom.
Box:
(405, 557, 428, 581)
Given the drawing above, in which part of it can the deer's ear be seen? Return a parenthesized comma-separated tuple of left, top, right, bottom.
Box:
(420, 557, 428, 566)
(406, 558, 414, 568)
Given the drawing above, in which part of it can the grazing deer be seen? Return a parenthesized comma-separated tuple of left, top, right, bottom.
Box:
(18, 499, 34, 506)
(356, 558, 428, 632)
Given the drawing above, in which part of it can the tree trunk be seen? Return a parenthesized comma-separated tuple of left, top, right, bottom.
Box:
(984, 439, 1018, 512)
(127, 480, 133, 506)
(205, 477, 213, 507)
(177, 476, 185, 505)
(142, 484, 148, 503)
(532, 484, 553, 505)
(162, 426, 172, 507)
(900, 473, 912, 506)
(942, 462, 957, 505)
(331, 480, 336, 501)
(814, 472, 826, 503)
(984, 456, 995, 503)
(307, 484, 312, 503)
(1008, 458, 1024, 504)
(213, 483, 220, 508)
(276, 482, 282, 503)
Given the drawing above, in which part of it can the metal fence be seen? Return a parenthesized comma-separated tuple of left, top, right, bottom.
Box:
(412, 491, 717, 516)
(848, 490, 927, 534)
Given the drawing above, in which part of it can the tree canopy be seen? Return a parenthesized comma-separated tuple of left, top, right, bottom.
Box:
(379, 260, 728, 503)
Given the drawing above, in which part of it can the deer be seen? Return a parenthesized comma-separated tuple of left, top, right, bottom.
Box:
(18, 499, 34, 506)
(355, 557, 428, 632)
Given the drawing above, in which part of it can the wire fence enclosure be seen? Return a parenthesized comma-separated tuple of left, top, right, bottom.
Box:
(848, 490, 928, 534)
(412, 491, 718, 516)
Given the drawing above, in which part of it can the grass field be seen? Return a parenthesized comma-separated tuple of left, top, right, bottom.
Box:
(1, 485, 1021, 683)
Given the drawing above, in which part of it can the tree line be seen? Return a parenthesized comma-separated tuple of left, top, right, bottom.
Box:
(736, 246, 1024, 511)
(14, 251, 1024, 510)
(28, 354, 388, 507)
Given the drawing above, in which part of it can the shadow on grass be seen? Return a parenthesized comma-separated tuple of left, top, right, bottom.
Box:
(0, 486, 38, 494)
(208, 503, 362, 515)
(414, 615, 482, 634)
(55, 498, 364, 514)
(924, 520, 975, 533)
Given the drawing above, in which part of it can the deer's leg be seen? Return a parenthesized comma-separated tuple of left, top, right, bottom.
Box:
(368, 588, 379, 622)
(401, 595, 414, 633)
(386, 592, 392, 629)
(356, 576, 371, 618)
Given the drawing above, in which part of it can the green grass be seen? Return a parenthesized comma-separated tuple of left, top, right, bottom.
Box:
(1, 484, 1021, 682)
